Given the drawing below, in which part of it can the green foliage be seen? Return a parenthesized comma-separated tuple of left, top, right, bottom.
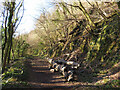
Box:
(12, 38, 30, 59)
(96, 79, 120, 88)
(105, 80, 120, 88)
(2, 59, 29, 88)
(85, 14, 120, 69)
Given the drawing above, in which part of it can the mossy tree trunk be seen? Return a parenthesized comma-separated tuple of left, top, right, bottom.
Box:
(78, 0, 95, 28)
(2, 2, 15, 73)
(2, 0, 24, 73)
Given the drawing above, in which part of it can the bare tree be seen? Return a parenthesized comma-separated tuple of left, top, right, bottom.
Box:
(1, 0, 24, 73)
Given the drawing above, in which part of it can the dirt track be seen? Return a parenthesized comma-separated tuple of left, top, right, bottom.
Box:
(25, 56, 103, 89)
(26, 57, 83, 89)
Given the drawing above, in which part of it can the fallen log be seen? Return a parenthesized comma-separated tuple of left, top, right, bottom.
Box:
(47, 58, 80, 68)
(66, 61, 80, 69)
(56, 59, 67, 65)
(59, 65, 67, 76)
(50, 68, 55, 73)
(65, 70, 74, 82)
(55, 64, 60, 72)
(47, 58, 53, 64)
(47, 58, 80, 81)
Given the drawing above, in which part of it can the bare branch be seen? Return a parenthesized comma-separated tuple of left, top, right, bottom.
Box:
(14, 0, 24, 31)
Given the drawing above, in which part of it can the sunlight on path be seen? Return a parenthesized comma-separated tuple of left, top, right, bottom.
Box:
(27, 57, 83, 88)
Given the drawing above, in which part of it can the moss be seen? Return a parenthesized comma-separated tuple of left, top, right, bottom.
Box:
(95, 79, 110, 85)
(2, 59, 29, 88)
(105, 80, 120, 88)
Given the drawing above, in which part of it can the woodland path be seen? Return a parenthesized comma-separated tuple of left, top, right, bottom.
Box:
(26, 56, 98, 89)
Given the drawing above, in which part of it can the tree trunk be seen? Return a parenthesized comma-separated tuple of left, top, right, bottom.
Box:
(2, 2, 15, 73)
(7, 30, 13, 65)
(2, 42, 10, 73)
(78, 1, 95, 28)
(2, 10, 8, 63)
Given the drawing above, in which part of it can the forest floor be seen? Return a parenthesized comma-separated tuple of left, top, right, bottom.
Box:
(25, 56, 99, 89)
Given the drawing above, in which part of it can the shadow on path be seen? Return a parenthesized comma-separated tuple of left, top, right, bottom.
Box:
(26, 56, 98, 89)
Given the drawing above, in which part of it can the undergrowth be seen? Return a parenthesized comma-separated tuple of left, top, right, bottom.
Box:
(2, 58, 29, 88)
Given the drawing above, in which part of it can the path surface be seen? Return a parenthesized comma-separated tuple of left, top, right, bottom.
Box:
(25, 56, 120, 89)
(26, 57, 82, 89)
